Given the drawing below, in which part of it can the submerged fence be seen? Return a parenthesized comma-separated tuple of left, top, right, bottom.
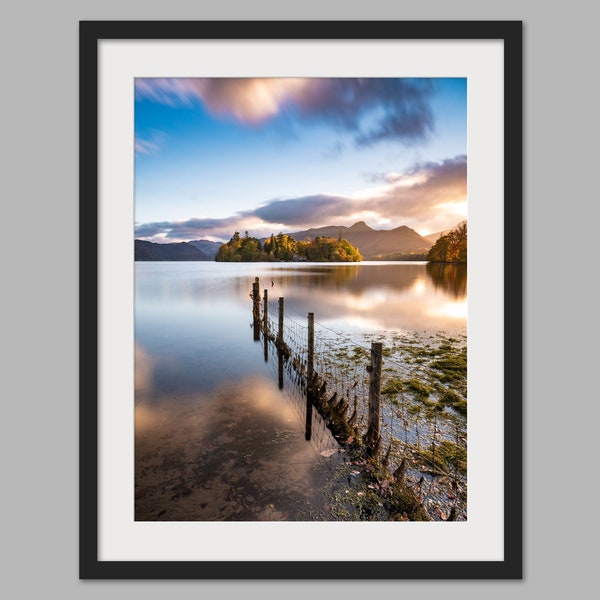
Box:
(250, 277, 467, 521)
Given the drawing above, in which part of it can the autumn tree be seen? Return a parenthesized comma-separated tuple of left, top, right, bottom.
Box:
(427, 221, 467, 264)
(216, 231, 362, 262)
(216, 230, 266, 262)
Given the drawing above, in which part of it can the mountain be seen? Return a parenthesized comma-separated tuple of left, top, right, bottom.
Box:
(135, 240, 211, 261)
(135, 221, 441, 261)
(188, 239, 223, 259)
(287, 221, 432, 260)
(425, 228, 453, 244)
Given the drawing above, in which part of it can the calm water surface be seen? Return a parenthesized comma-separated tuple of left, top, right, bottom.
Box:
(136, 261, 466, 390)
(134, 261, 466, 520)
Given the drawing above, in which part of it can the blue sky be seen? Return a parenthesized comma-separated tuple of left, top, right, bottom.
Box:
(134, 77, 467, 242)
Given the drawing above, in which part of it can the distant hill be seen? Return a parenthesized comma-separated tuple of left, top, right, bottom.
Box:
(135, 221, 452, 261)
(288, 221, 432, 260)
(188, 239, 223, 259)
(135, 240, 211, 261)
(425, 228, 453, 244)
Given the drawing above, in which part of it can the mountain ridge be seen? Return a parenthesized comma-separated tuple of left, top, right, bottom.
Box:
(188, 239, 223, 259)
(286, 222, 432, 260)
(134, 240, 211, 261)
(135, 221, 450, 261)
(425, 228, 453, 244)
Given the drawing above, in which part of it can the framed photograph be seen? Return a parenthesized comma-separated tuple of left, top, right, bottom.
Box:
(80, 21, 522, 579)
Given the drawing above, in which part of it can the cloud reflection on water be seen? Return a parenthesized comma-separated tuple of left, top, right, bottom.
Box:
(134, 262, 467, 520)
(261, 263, 467, 332)
(135, 371, 339, 521)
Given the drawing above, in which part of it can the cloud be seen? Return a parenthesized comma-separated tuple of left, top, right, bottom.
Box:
(356, 156, 467, 232)
(135, 78, 307, 121)
(135, 138, 160, 155)
(367, 155, 466, 213)
(249, 195, 349, 226)
(245, 156, 466, 228)
(293, 78, 435, 146)
(135, 156, 467, 241)
(135, 77, 435, 146)
(134, 79, 196, 107)
(135, 216, 245, 241)
(134, 129, 165, 156)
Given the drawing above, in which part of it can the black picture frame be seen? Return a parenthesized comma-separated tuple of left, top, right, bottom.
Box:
(80, 20, 522, 579)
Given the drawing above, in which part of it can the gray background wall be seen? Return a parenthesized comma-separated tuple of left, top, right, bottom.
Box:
(2, 0, 597, 597)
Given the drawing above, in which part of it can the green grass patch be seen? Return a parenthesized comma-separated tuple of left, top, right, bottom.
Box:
(382, 378, 404, 395)
(432, 387, 467, 416)
(452, 399, 467, 416)
(438, 440, 467, 473)
(420, 440, 467, 474)
(405, 378, 433, 397)
(351, 346, 370, 362)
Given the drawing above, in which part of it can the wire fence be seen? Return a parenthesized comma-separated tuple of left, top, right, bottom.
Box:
(252, 280, 467, 522)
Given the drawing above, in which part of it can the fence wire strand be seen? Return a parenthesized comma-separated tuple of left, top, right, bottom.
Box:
(254, 287, 467, 521)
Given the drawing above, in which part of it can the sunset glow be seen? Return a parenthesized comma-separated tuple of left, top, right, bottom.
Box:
(134, 77, 467, 242)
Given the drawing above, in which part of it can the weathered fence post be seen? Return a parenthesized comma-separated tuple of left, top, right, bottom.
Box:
(305, 312, 314, 441)
(252, 277, 260, 341)
(263, 288, 269, 361)
(277, 297, 284, 347)
(263, 289, 269, 333)
(365, 342, 383, 459)
(277, 297, 284, 389)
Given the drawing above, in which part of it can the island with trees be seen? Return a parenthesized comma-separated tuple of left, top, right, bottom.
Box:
(215, 231, 363, 262)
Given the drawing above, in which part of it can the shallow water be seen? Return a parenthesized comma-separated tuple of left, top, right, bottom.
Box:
(135, 261, 467, 520)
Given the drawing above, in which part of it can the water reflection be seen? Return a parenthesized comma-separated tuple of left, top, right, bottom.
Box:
(135, 372, 341, 521)
(262, 263, 466, 332)
(135, 262, 467, 356)
(135, 262, 467, 520)
(426, 263, 467, 298)
(269, 263, 422, 295)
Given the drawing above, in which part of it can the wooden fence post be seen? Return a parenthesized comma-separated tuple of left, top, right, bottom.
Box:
(277, 297, 284, 389)
(305, 312, 314, 441)
(277, 297, 284, 348)
(252, 277, 260, 341)
(263, 289, 268, 333)
(365, 342, 383, 459)
(263, 288, 269, 361)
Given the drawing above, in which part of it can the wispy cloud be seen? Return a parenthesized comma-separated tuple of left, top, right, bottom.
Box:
(135, 138, 160, 155)
(135, 216, 245, 241)
(135, 78, 436, 146)
(134, 130, 165, 156)
(134, 156, 466, 241)
(363, 155, 467, 232)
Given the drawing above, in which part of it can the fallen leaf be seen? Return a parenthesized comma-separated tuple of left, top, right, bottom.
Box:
(320, 449, 338, 457)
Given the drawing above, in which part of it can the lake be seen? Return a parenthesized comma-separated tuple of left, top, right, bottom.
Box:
(135, 261, 467, 521)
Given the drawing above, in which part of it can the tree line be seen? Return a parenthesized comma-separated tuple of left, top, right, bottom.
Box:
(426, 221, 467, 264)
(215, 231, 363, 262)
